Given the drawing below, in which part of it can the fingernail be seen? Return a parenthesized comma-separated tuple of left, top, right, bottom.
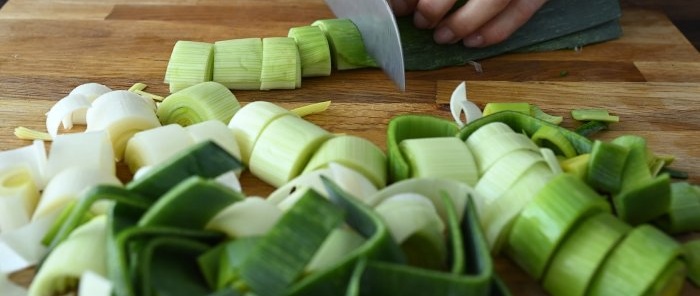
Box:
(434, 27, 455, 44)
(413, 12, 430, 29)
(463, 34, 484, 47)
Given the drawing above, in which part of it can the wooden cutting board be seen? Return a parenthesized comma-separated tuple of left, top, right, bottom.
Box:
(1, 0, 699, 294)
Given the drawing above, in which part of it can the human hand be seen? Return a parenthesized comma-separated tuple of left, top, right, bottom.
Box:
(389, 0, 548, 47)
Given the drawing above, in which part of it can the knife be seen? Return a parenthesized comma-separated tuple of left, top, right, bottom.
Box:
(324, 0, 406, 91)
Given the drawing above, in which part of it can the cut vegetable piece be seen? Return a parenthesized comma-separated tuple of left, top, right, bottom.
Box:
(531, 124, 577, 158)
(164, 40, 214, 93)
(479, 162, 554, 251)
(0, 165, 39, 232)
(303, 135, 387, 188)
(482, 102, 530, 117)
(213, 38, 263, 90)
(474, 149, 544, 211)
(291, 100, 331, 118)
(124, 124, 193, 174)
(260, 37, 301, 90)
(560, 153, 590, 180)
(613, 173, 670, 226)
(33, 166, 121, 221)
(228, 101, 293, 164)
(185, 120, 241, 161)
(657, 182, 700, 234)
(127, 141, 243, 200)
(685, 240, 700, 286)
(157, 81, 240, 126)
(506, 173, 611, 279)
(586, 140, 629, 194)
(386, 115, 459, 183)
(399, 137, 478, 186)
(0, 140, 47, 189)
(28, 216, 107, 296)
(46, 130, 115, 179)
(86, 90, 161, 160)
(288, 26, 332, 77)
(543, 212, 631, 296)
(468, 132, 540, 175)
(571, 108, 619, 122)
(449, 81, 482, 127)
(248, 114, 331, 187)
(306, 227, 365, 272)
(311, 19, 377, 70)
(138, 176, 243, 229)
(206, 197, 282, 238)
(45, 94, 91, 138)
(588, 225, 682, 296)
(236, 189, 344, 295)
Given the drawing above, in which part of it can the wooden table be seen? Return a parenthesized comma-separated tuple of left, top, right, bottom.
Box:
(1, 0, 699, 294)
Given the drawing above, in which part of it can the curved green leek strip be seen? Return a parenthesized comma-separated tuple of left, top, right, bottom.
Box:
(684, 240, 700, 286)
(288, 26, 332, 77)
(386, 115, 460, 183)
(530, 124, 577, 158)
(236, 188, 345, 295)
(164, 40, 214, 93)
(157, 81, 240, 126)
(587, 225, 682, 296)
(303, 135, 387, 188)
(213, 38, 262, 90)
(311, 19, 377, 70)
(137, 236, 212, 296)
(507, 174, 611, 279)
(458, 111, 593, 155)
(137, 176, 243, 229)
(127, 141, 243, 200)
(543, 212, 631, 296)
(399, 137, 478, 187)
(287, 177, 405, 295)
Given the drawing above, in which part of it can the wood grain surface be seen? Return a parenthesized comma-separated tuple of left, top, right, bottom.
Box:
(1, 0, 699, 294)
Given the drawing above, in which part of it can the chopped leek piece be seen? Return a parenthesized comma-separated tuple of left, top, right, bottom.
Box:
(13, 126, 52, 141)
(156, 81, 240, 127)
(643, 260, 687, 296)
(248, 114, 331, 187)
(78, 271, 113, 296)
(506, 173, 611, 279)
(571, 108, 619, 122)
(213, 38, 263, 90)
(530, 105, 563, 125)
(311, 19, 377, 70)
(45, 94, 91, 138)
(374, 192, 445, 247)
(288, 26, 332, 77)
(399, 137, 478, 187)
(164, 40, 214, 93)
(303, 135, 387, 188)
(184, 120, 241, 162)
(228, 101, 293, 164)
(474, 149, 544, 210)
(260, 37, 301, 90)
(613, 173, 671, 226)
(306, 227, 365, 273)
(574, 120, 608, 137)
(540, 148, 563, 175)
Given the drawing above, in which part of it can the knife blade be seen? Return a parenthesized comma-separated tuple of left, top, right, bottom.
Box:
(324, 0, 406, 91)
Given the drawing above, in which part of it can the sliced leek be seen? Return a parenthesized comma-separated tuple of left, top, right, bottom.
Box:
(311, 19, 377, 70)
(261, 37, 301, 90)
(560, 153, 590, 180)
(306, 227, 365, 273)
(399, 137, 478, 187)
(164, 40, 214, 93)
(657, 182, 700, 234)
(156, 81, 240, 126)
(124, 124, 194, 174)
(248, 114, 331, 187)
(303, 135, 387, 188)
(227, 101, 293, 164)
(213, 38, 263, 90)
(0, 165, 40, 232)
(288, 26, 332, 77)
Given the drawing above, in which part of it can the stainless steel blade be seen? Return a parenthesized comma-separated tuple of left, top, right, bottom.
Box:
(324, 0, 406, 91)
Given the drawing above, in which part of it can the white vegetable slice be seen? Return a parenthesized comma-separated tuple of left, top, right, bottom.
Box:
(450, 81, 482, 127)
(0, 140, 48, 189)
(32, 166, 121, 221)
(206, 197, 282, 238)
(45, 130, 115, 180)
(0, 272, 27, 296)
(77, 270, 112, 296)
(123, 124, 193, 173)
(45, 94, 90, 138)
(0, 166, 39, 232)
(86, 90, 161, 160)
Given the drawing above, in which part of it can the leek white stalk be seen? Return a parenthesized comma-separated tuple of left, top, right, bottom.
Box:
(0, 140, 48, 189)
(450, 81, 482, 127)
(213, 38, 263, 90)
(228, 101, 294, 164)
(45, 130, 115, 180)
(32, 167, 121, 221)
(474, 149, 544, 211)
(124, 124, 194, 173)
(248, 114, 331, 187)
(469, 131, 540, 175)
(28, 216, 108, 296)
(85, 90, 161, 160)
(206, 197, 282, 238)
(0, 166, 39, 232)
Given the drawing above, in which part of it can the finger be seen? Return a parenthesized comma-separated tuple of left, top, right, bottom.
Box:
(432, 0, 512, 44)
(389, 0, 419, 17)
(462, 0, 548, 47)
(412, 0, 458, 29)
